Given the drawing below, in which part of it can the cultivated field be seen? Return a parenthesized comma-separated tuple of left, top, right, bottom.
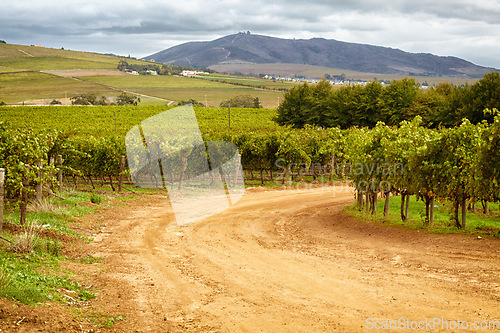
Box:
(0, 43, 287, 107)
(78, 74, 285, 108)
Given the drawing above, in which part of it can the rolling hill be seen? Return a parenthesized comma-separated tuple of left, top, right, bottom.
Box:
(0, 42, 288, 106)
(145, 32, 497, 78)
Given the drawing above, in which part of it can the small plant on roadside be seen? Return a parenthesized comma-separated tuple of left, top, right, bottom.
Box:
(102, 315, 125, 328)
(90, 192, 102, 204)
(44, 238, 61, 257)
(0, 266, 13, 290)
(87, 311, 125, 328)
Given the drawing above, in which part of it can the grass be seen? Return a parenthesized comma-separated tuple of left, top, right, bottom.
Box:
(0, 56, 117, 71)
(4, 189, 98, 239)
(0, 189, 101, 305)
(0, 71, 119, 104)
(78, 74, 285, 108)
(346, 194, 500, 237)
(9, 221, 40, 254)
(79, 310, 125, 328)
(89, 192, 103, 204)
(0, 43, 145, 71)
(0, 250, 95, 305)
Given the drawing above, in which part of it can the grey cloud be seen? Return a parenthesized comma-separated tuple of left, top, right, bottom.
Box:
(0, 0, 499, 68)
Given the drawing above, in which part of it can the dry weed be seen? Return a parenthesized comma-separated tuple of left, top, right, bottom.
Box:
(10, 221, 40, 254)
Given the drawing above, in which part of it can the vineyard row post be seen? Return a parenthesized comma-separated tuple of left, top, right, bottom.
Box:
(36, 161, 43, 202)
(57, 155, 63, 190)
(118, 155, 125, 193)
(49, 156, 54, 189)
(20, 165, 29, 225)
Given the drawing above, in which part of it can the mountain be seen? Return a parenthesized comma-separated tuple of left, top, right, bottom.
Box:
(144, 33, 497, 78)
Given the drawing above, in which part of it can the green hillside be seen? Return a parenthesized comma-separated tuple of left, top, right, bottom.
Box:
(0, 43, 135, 104)
(0, 71, 120, 104)
(0, 43, 287, 107)
(79, 75, 284, 108)
(0, 43, 132, 70)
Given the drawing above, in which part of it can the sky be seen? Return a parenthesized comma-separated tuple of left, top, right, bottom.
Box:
(1, 0, 500, 69)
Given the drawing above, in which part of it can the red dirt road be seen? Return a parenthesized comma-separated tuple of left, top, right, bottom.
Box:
(89, 186, 499, 332)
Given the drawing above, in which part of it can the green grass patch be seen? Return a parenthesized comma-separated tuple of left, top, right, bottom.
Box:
(0, 189, 105, 305)
(3, 190, 98, 241)
(346, 194, 500, 237)
(82, 310, 125, 328)
(0, 56, 116, 71)
(0, 250, 95, 305)
(0, 43, 145, 71)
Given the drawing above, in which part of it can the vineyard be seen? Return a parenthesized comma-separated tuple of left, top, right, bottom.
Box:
(0, 105, 279, 137)
(1, 105, 499, 233)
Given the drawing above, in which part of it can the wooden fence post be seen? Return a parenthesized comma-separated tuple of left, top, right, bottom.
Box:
(20, 165, 29, 225)
(0, 168, 4, 234)
(49, 156, 54, 189)
(57, 155, 63, 190)
(36, 161, 43, 202)
(118, 155, 125, 193)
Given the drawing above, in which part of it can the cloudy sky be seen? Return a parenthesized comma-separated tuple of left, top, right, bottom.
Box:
(1, 0, 500, 68)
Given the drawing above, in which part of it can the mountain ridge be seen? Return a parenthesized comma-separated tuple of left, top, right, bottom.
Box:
(144, 33, 497, 78)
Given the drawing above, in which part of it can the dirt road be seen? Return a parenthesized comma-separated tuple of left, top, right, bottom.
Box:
(90, 186, 500, 332)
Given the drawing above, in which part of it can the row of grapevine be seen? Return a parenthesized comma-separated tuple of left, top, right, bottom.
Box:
(0, 123, 126, 224)
(207, 126, 346, 184)
(209, 112, 500, 228)
(343, 111, 500, 228)
(2, 110, 499, 228)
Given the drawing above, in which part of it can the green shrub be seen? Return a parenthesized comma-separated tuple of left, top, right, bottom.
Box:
(90, 192, 102, 204)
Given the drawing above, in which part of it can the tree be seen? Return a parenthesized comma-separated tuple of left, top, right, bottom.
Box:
(463, 72, 500, 124)
(177, 99, 205, 107)
(275, 83, 312, 128)
(357, 81, 384, 128)
(305, 79, 333, 127)
(116, 92, 140, 106)
(71, 94, 97, 105)
(327, 85, 362, 129)
(95, 96, 109, 106)
(220, 95, 262, 108)
(379, 78, 420, 125)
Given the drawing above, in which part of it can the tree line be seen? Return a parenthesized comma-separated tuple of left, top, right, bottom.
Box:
(276, 72, 500, 129)
(69, 92, 140, 106)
